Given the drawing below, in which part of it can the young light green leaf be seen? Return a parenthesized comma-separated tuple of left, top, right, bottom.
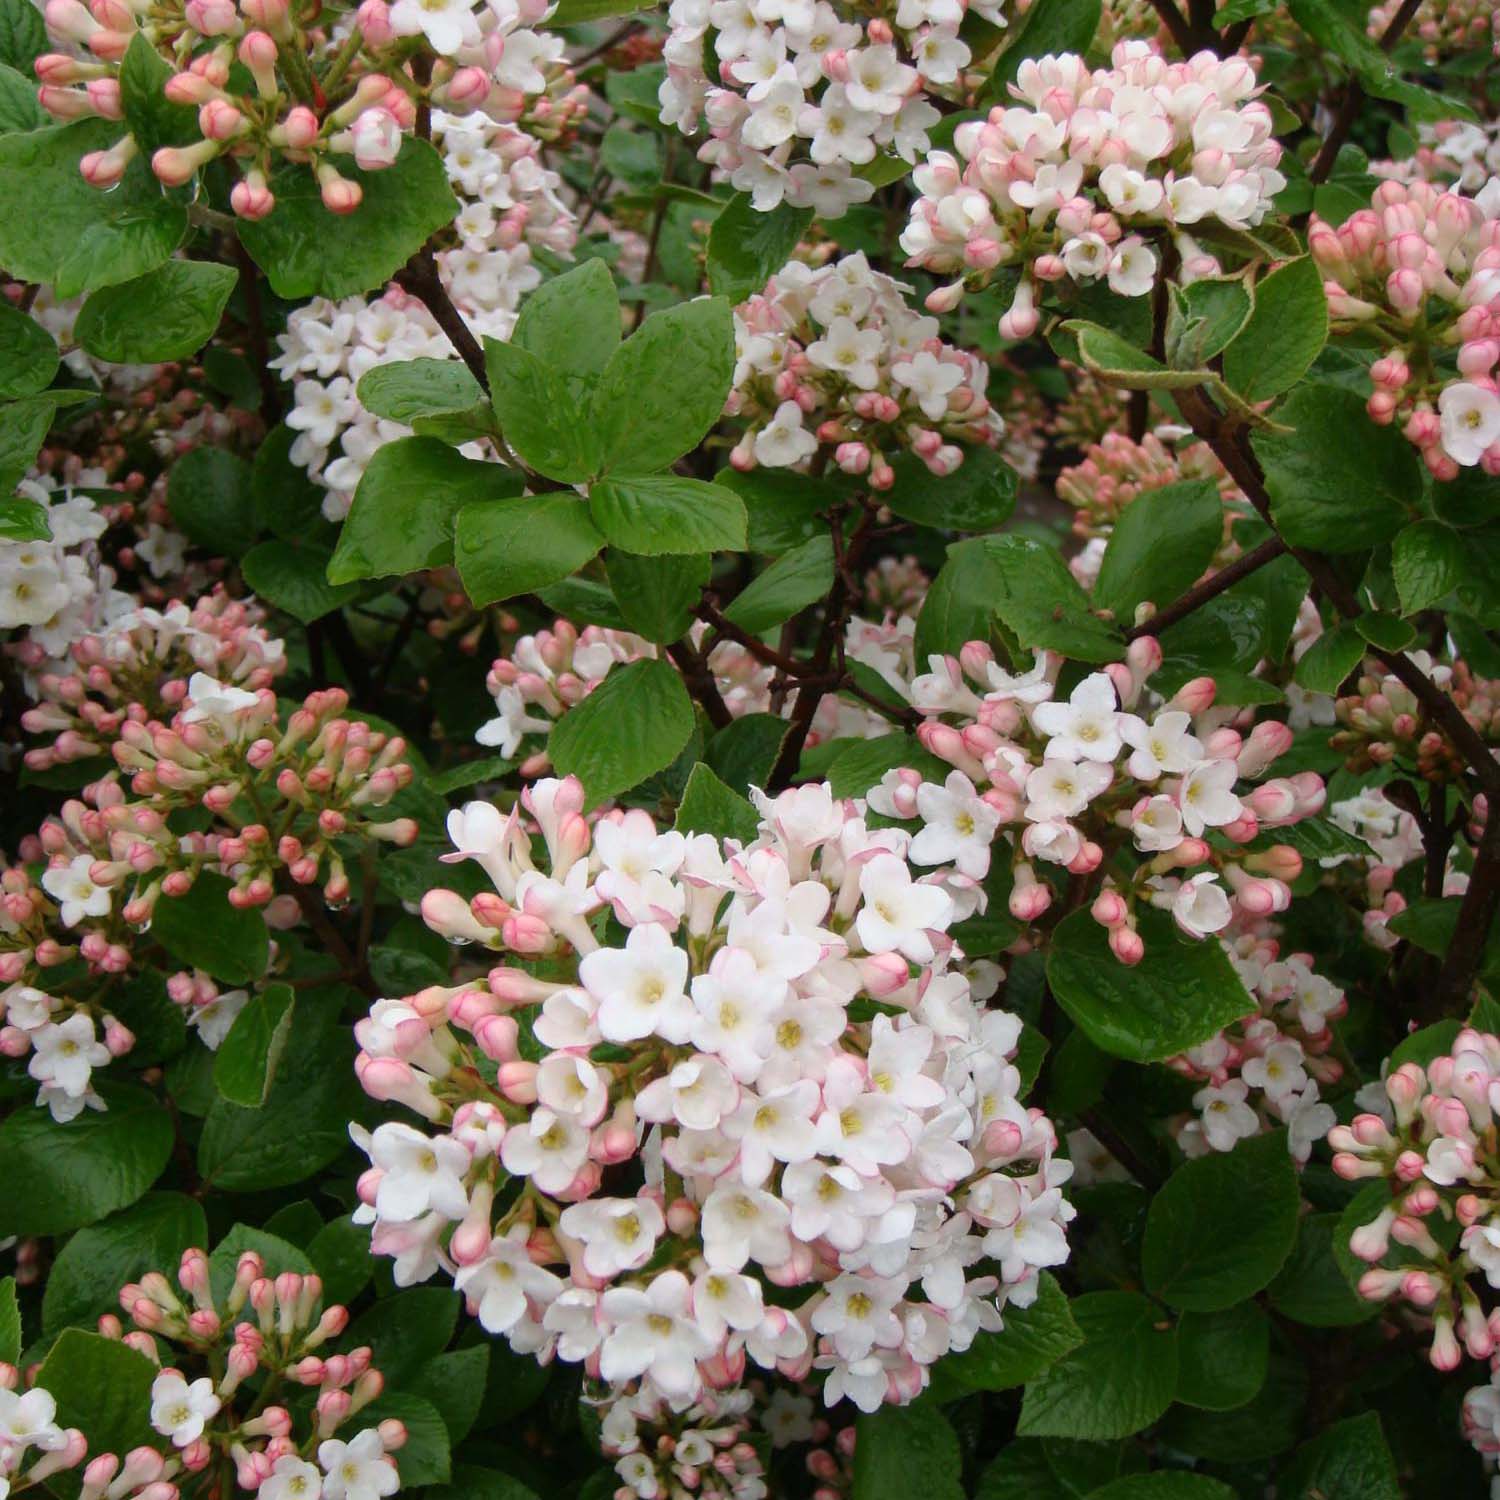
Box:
(484, 336, 596, 483)
(455, 493, 605, 606)
(548, 658, 696, 804)
(1222, 257, 1327, 401)
(589, 475, 747, 556)
(512, 258, 621, 407)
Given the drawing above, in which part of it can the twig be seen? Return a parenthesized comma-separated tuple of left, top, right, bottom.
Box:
(839, 676, 921, 729)
(233, 236, 282, 426)
(696, 599, 806, 677)
(1123, 535, 1288, 641)
(1142, 0, 1196, 54)
(572, 19, 645, 68)
(1437, 813, 1500, 1009)
(1309, 0, 1422, 184)
(395, 249, 489, 392)
(666, 639, 733, 728)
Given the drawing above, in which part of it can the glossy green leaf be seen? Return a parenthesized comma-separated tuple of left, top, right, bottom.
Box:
(36, 1331, 157, 1456)
(512, 258, 620, 409)
(241, 540, 361, 623)
(928, 1273, 1083, 1398)
(606, 549, 710, 642)
(0, 298, 57, 398)
(852, 1401, 964, 1500)
(589, 474, 747, 555)
(1223, 257, 1328, 401)
(455, 492, 605, 606)
(983, 535, 1123, 662)
(1392, 520, 1466, 615)
(1279, 1412, 1401, 1500)
(484, 335, 595, 483)
(722, 533, 835, 634)
(1094, 479, 1222, 619)
(212, 982, 296, 1107)
(883, 447, 1018, 531)
(357, 358, 487, 426)
(707, 194, 814, 303)
(166, 446, 258, 558)
(152, 872, 270, 984)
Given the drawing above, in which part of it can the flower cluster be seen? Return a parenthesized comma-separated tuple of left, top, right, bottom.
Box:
(2, 600, 418, 1117)
(1310, 176, 1500, 477)
(1166, 936, 1344, 1161)
(0, 1369, 86, 1500)
(99, 1247, 407, 1500)
(1367, 0, 1498, 61)
(657, 0, 999, 217)
(350, 776, 1074, 1414)
(886, 642, 1324, 959)
(1376, 119, 1500, 195)
(39, 0, 580, 219)
(1330, 652, 1500, 783)
(598, 1385, 767, 1500)
(900, 43, 1285, 336)
(1331, 1029, 1500, 1376)
(477, 614, 910, 769)
(726, 254, 1004, 484)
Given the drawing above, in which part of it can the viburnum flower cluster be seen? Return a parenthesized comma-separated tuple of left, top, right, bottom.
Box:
(900, 42, 1286, 336)
(596, 1385, 767, 1500)
(1330, 652, 1500, 783)
(349, 776, 1074, 1414)
(1, 593, 417, 1118)
(477, 614, 911, 769)
(886, 641, 1325, 959)
(1166, 936, 1343, 1161)
(99, 1247, 407, 1500)
(1367, 0, 1498, 61)
(37, 0, 580, 219)
(1376, 119, 1500, 195)
(1310, 175, 1500, 476)
(726, 254, 1004, 485)
(656, 0, 1002, 216)
(1331, 1029, 1500, 1381)
(0, 1368, 86, 1500)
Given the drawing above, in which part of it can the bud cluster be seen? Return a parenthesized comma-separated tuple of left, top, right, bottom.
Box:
(598, 1385, 767, 1500)
(0, 1368, 87, 1500)
(1310, 177, 1500, 477)
(1367, 0, 1498, 62)
(95, 1248, 407, 1500)
(725, 254, 1004, 485)
(901, 43, 1285, 337)
(349, 776, 1073, 1415)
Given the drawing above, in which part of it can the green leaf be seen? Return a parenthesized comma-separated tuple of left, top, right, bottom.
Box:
(1354, 610, 1415, 651)
(212, 982, 296, 1107)
(307, 1216, 374, 1307)
(1278, 1411, 1400, 1500)
(36, 1331, 157, 1456)
(0, 0, 46, 71)
(1174, 1302, 1269, 1411)
(1253, 385, 1419, 552)
(330, 438, 520, 583)
(1017, 1291, 1179, 1440)
(1222, 257, 1328, 402)
(1170, 278, 1253, 366)
(239, 139, 457, 299)
(427, 1467, 541, 1500)
(415, 1347, 490, 1444)
(0, 1277, 19, 1364)
(550, 0, 646, 20)
(1089, 1479, 1236, 1500)
(707, 194, 814, 303)
(548, 657, 696, 804)
(592, 297, 734, 475)
(198, 1005, 356, 1191)
(1392, 520, 1466, 615)
(241, 540, 360, 624)
(512, 259, 620, 410)
(983, 535, 1123, 662)
(0, 394, 63, 496)
(914, 537, 1001, 661)
(589, 475, 747, 555)
(1063, 320, 1207, 389)
(166, 446, 258, 558)
(427, 756, 514, 795)
(988, 0, 1102, 90)
(1267, 1213, 1380, 1327)
(600, 119, 662, 188)
(0, 299, 57, 398)
(1143, 1131, 1300, 1311)
(1095, 479, 1222, 619)
(346, 1288, 460, 1385)
(43, 1192, 207, 1336)
(357, 359, 486, 426)
(715, 465, 835, 552)
(255, 423, 334, 543)
(207, 1224, 315, 1303)
(1293, 619, 1363, 693)
(1046, 907, 1255, 1063)
(455, 492, 605, 606)
(152, 871, 270, 984)
(883, 447, 1018, 531)
(974, 1440, 1069, 1500)
(675, 762, 760, 844)
(355, 1393, 451, 1487)
(928, 1273, 1083, 1397)
(722, 534, 835, 634)
(852, 1401, 964, 1500)
(826, 734, 950, 800)
(118, 32, 195, 153)
(0, 120, 186, 297)
(484, 335, 595, 483)
(606, 550, 709, 642)
(706, 713, 790, 793)
(0, 1082, 174, 1236)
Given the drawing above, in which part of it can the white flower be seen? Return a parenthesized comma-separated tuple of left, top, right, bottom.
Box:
(1439, 382, 1500, 466)
(1179, 758, 1242, 836)
(891, 349, 964, 420)
(690, 1267, 764, 1341)
(366, 1121, 472, 1222)
(842, 44, 916, 115)
(135, 522, 188, 579)
(1031, 672, 1123, 761)
(753, 400, 820, 467)
(27, 1013, 110, 1100)
(742, 76, 804, 150)
(909, 771, 1000, 878)
(722, 1080, 822, 1184)
(1170, 873, 1232, 937)
(150, 1371, 222, 1448)
(807, 316, 884, 389)
(180, 672, 261, 727)
(386, 0, 480, 53)
(599, 1271, 715, 1398)
(41, 854, 111, 927)
(318, 1429, 400, 1500)
(1024, 759, 1112, 821)
(1131, 794, 1185, 852)
(499, 1107, 591, 1194)
(185, 989, 250, 1050)
(261, 1457, 324, 1500)
(1106, 235, 1158, 297)
(558, 1196, 665, 1279)
(579, 922, 694, 1044)
(1241, 1040, 1309, 1103)
(349, 108, 402, 170)
(804, 85, 879, 165)
(1194, 1079, 1260, 1152)
(810, 1272, 905, 1361)
(454, 1227, 564, 1334)
(636, 1055, 739, 1131)
(1120, 710, 1203, 781)
(856, 854, 953, 962)
(0, 1386, 64, 1449)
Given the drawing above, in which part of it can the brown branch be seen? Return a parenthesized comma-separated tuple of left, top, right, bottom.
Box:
(395, 249, 489, 392)
(696, 599, 807, 677)
(1309, 0, 1422, 185)
(1437, 813, 1500, 1011)
(233, 237, 283, 426)
(1143, 0, 1196, 54)
(839, 676, 921, 730)
(666, 640, 733, 729)
(1123, 535, 1289, 641)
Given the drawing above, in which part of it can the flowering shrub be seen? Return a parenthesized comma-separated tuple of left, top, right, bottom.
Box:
(0, 0, 1498, 1495)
